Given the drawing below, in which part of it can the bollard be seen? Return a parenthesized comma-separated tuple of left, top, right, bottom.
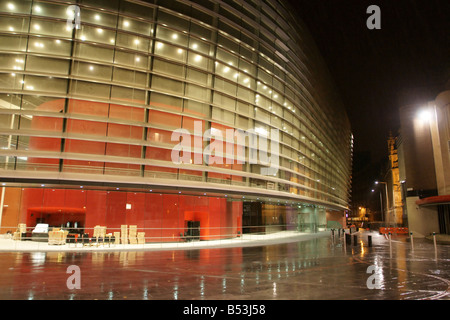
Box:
(345, 233, 351, 246)
(389, 232, 392, 257)
(433, 232, 437, 251)
(368, 235, 372, 247)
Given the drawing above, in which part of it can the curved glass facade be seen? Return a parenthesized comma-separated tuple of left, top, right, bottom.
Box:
(0, 0, 352, 241)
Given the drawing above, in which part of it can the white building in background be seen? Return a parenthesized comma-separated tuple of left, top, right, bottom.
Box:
(398, 88, 450, 237)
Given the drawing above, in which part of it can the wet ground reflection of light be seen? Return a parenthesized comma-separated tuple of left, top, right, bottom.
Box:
(1, 234, 448, 300)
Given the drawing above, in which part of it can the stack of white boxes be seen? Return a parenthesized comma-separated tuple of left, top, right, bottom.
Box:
(120, 225, 128, 244)
(129, 225, 137, 244)
(137, 232, 146, 244)
(114, 232, 121, 244)
(93, 225, 106, 240)
(18, 223, 27, 234)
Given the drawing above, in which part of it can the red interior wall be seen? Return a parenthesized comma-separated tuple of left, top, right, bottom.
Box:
(21, 188, 242, 242)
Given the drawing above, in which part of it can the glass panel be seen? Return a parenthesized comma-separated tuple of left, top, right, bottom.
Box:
(186, 68, 210, 86)
(114, 51, 148, 69)
(26, 56, 70, 75)
(0, 16, 29, 33)
(213, 93, 235, 111)
(76, 25, 116, 45)
(156, 26, 188, 47)
(188, 38, 211, 55)
(23, 75, 68, 94)
(183, 100, 209, 118)
(149, 92, 182, 112)
(152, 59, 184, 78)
(0, 53, 25, 71)
(151, 76, 183, 95)
(71, 80, 111, 99)
(157, 11, 189, 31)
(212, 107, 234, 125)
(0, 0, 32, 14)
(68, 99, 109, 117)
(110, 86, 146, 104)
(31, 1, 68, 18)
(185, 83, 210, 102)
(154, 41, 186, 63)
(71, 61, 112, 81)
(116, 32, 150, 52)
(30, 18, 72, 38)
(0, 35, 28, 51)
(81, 8, 118, 28)
(118, 16, 153, 36)
(0, 72, 23, 90)
(214, 77, 236, 96)
(28, 38, 72, 57)
(109, 104, 145, 122)
(112, 67, 147, 86)
(119, 0, 153, 20)
(187, 52, 211, 71)
(148, 110, 181, 129)
(74, 43, 114, 63)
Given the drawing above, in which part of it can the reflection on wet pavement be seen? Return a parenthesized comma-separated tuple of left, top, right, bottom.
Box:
(0, 232, 448, 300)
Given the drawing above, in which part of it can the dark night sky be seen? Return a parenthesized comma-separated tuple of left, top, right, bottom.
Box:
(288, 0, 450, 207)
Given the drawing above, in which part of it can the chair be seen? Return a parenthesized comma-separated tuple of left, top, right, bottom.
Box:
(81, 233, 90, 246)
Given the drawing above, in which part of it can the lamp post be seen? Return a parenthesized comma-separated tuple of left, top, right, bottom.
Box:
(372, 189, 384, 224)
(375, 181, 389, 225)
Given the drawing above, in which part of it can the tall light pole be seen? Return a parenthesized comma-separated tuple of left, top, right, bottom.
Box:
(375, 181, 389, 225)
(372, 189, 384, 223)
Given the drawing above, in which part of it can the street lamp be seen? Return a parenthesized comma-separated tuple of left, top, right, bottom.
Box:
(374, 181, 389, 225)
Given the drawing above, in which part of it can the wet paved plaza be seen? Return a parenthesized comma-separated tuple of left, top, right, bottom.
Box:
(0, 231, 449, 300)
